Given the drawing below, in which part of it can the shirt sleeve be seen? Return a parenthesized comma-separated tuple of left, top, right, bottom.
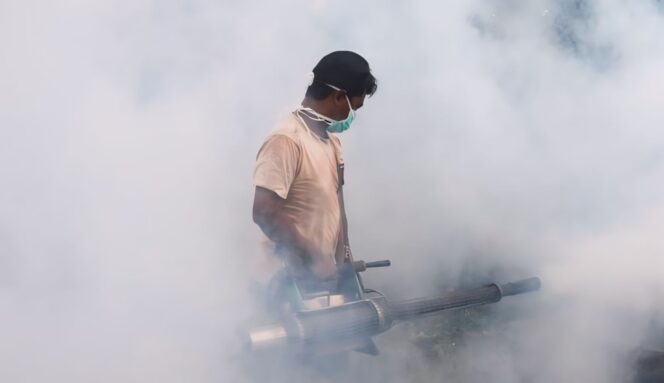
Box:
(253, 135, 301, 199)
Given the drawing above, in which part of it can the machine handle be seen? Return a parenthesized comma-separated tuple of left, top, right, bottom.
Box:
(352, 260, 391, 272)
(365, 260, 391, 268)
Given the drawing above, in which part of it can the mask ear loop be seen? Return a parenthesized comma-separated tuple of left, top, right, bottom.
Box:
(324, 82, 342, 91)
(296, 107, 335, 124)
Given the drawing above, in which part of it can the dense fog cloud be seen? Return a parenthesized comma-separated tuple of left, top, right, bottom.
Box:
(1, 0, 663, 382)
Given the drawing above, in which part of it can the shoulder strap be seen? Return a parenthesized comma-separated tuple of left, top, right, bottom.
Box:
(337, 163, 352, 262)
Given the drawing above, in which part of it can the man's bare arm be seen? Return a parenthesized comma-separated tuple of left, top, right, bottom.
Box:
(253, 186, 307, 252)
(252, 186, 336, 279)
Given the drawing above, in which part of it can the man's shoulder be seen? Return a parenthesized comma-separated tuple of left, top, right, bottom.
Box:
(268, 113, 305, 143)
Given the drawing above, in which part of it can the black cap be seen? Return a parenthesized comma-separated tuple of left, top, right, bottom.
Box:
(312, 51, 376, 97)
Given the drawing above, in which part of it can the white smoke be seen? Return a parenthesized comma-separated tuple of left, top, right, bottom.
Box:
(1, 0, 664, 382)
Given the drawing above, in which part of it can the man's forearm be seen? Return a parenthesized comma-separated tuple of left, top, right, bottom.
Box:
(255, 213, 311, 260)
(255, 207, 339, 280)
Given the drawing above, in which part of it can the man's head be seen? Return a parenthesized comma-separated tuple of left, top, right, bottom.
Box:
(304, 51, 377, 121)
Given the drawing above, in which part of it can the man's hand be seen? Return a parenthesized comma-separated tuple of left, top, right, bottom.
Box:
(306, 247, 338, 281)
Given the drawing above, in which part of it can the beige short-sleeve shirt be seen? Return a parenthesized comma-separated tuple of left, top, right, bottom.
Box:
(253, 113, 344, 274)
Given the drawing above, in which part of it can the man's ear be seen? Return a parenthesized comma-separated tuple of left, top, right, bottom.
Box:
(334, 91, 347, 104)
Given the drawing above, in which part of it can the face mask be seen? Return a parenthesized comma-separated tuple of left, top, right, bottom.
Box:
(326, 95, 355, 133)
(296, 83, 355, 133)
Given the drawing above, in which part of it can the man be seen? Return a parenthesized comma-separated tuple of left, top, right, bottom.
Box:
(252, 51, 377, 286)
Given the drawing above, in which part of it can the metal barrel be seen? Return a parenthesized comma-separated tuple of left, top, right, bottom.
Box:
(390, 284, 501, 321)
(246, 277, 541, 351)
(287, 298, 389, 343)
(500, 277, 541, 297)
(391, 277, 541, 321)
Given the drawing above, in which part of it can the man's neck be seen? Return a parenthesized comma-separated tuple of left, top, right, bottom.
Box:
(300, 98, 330, 139)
